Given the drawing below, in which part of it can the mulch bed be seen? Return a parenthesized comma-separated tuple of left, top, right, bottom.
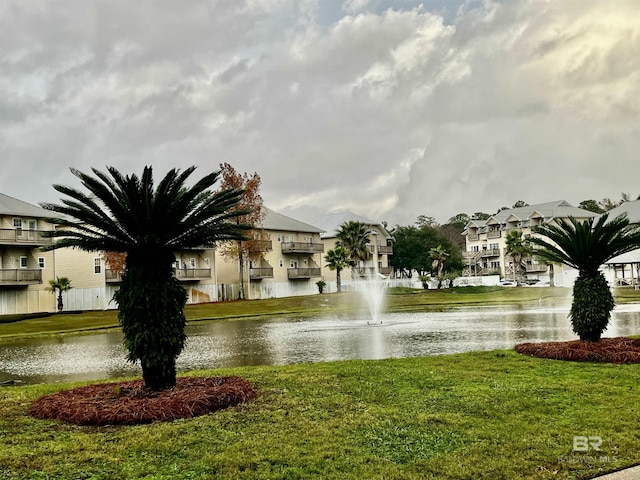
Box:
(29, 376, 257, 426)
(515, 337, 640, 364)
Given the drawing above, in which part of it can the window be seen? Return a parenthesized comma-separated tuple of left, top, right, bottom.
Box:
(38, 257, 45, 268)
(19, 256, 27, 268)
(13, 219, 22, 228)
(491, 261, 501, 269)
(279, 260, 284, 268)
(189, 258, 196, 268)
(290, 260, 297, 268)
(174, 260, 181, 270)
(204, 258, 210, 266)
(94, 258, 102, 274)
(490, 243, 500, 250)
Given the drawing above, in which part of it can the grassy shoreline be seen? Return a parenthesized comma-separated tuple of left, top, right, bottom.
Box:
(0, 285, 623, 340)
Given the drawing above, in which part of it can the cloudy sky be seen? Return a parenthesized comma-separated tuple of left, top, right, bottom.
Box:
(1, 0, 639, 226)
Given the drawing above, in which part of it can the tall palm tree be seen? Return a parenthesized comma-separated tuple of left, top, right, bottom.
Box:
(41, 166, 250, 390)
(531, 214, 640, 342)
(429, 245, 449, 289)
(336, 221, 371, 279)
(325, 246, 350, 293)
(47, 276, 72, 312)
(504, 230, 532, 283)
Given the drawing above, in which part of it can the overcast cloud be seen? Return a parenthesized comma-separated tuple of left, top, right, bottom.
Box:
(1, 0, 639, 226)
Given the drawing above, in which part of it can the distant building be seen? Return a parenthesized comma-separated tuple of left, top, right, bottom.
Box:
(215, 207, 325, 299)
(462, 200, 596, 285)
(312, 212, 393, 286)
(603, 200, 640, 288)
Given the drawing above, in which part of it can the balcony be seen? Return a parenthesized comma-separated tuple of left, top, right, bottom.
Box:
(487, 230, 501, 239)
(467, 233, 480, 241)
(281, 242, 324, 254)
(105, 268, 212, 283)
(525, 263, 547, 272)
(480, 248, 501, 258)
(287, 267, 321, 279)
(249, 267, 274, 280)
(357, 266, 393, 276)
(0, 229, 54, 247)
(174, 268, 211, 281)
(0, 268, 42, 286)
(367, 245, 393, 255)
(105, 269, 123, 283)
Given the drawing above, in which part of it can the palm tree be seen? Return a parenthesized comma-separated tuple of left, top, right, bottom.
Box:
(504, 230, 532, 283)
(429, 245, 449, 289)
(335, 221, 371, 279)
(325, 246, 350, 293)
(41, 166, 250, 390)
(47, 276, 72, 312)
(531, 214, 640, 342)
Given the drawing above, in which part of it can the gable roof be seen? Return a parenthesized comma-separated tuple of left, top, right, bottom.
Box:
(262, 208, 324, 233)
(466, 200, 596, 228)
(604, 200, 640, 224)
(0, 193, 58, 220)
(311, 211, 391, 239)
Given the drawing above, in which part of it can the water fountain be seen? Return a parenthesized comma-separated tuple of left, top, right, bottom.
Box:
(357, 231, 386, 324)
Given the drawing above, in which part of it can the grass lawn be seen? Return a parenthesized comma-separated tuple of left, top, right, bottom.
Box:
(1, 352, 639, 479)
(2, 286, 640, 479)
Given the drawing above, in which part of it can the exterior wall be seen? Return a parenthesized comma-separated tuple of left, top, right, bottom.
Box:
(215, 230, 325, 300)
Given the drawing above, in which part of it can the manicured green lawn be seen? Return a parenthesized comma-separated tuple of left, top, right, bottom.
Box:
(2, 286, 640, 479)
(1, 351, 639, 479)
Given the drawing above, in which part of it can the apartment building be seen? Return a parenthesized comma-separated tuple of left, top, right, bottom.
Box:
(215, 208, 325, 299)
(0, 193, 60, 313)
(312, 212, 393, 286)
(604, 200, 640, 287)
(462, 200, 596, 285)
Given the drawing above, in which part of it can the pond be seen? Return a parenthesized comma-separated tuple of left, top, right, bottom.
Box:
(3, 302, 640, 385)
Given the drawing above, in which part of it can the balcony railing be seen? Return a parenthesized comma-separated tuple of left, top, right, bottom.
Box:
(356, 266, 393, 276)
(249, 267, 274, 279)
(0, 268, 42, 285)
(467, 233, 480, 241)
(174, 268, 211, 281)
(525, 263, 547, 272)
(0, 229, 54, 246)
(105, 268, 212, 283)
(480, 248, 501, 258)
(367, 245, 393, 255)
(487, 230, 501, 239)
(287, 267, 321, 279)
(281, 242, 324, 254)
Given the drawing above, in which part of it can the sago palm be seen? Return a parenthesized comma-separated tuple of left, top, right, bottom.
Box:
(41, 166, 250, 390)
(531, 214, 640, 341)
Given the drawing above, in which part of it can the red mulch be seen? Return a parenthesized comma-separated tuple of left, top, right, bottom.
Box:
(515, 337, 640, 364)
(29, 376, 257, 426)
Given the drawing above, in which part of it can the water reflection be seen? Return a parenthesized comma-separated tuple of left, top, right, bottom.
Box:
(2, 303, 640, 385)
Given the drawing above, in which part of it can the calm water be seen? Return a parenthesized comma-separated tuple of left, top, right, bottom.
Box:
(3, 303, 640, 385)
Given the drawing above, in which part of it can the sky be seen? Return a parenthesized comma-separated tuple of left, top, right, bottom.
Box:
(1, 0, 639, 227)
